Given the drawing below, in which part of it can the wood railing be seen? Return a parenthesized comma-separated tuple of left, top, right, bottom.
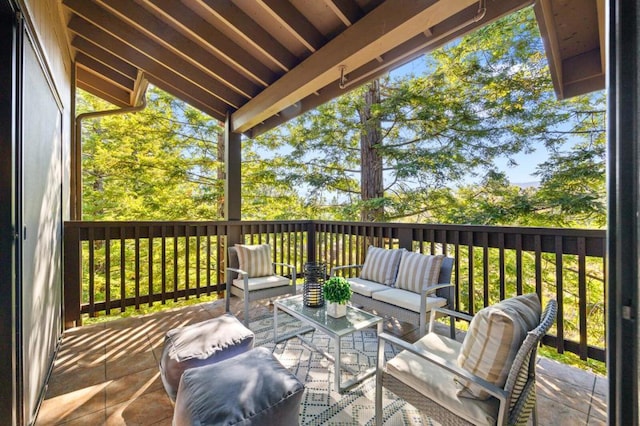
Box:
(64, 220, 606, 362)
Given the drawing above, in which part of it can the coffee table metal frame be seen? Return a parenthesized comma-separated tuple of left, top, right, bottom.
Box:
(274, 294, 383, 393)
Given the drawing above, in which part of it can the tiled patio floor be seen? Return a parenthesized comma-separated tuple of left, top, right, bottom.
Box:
(35, 296, 607, 425)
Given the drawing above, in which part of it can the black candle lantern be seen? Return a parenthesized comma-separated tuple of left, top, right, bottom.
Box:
(303, 262, 326, 307)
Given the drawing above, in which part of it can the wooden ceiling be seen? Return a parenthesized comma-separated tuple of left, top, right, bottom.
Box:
(61, 0, 603, 137)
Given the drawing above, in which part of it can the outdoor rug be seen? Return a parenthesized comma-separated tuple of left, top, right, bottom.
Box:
(249, 313, 435, 426)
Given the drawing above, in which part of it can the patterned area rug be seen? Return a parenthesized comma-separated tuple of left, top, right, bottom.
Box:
(249, 313, 434, 426)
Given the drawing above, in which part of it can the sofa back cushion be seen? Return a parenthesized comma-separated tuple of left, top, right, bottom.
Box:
(234, 244, 272, 278)
(456, 293, 542, 400)
(360, 246, 404, 286)
(395, 252, 444, 293)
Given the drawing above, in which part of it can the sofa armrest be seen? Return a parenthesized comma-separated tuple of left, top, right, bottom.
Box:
(420, 282, 454, 296)
(330, 264, 363, 277)
(377, 332, 508, 403)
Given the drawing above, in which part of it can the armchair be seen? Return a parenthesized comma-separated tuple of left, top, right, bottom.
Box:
(376, 295, 557, 425)
(225, 244, 296, 325)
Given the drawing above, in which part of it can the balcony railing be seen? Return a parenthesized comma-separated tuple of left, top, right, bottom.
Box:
(64, 220, 606, 362)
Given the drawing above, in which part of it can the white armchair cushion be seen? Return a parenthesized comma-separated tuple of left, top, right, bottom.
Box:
(371, 288, 447, 313)
(360, 246, 404, 285)
(395, 252, 444, 293)
(232, 275, 290, 291)
(234, 244, 272, 278)
(386, 333, 500, 425)
(347, 277, 390, 297)
(456, 293, 542, 400)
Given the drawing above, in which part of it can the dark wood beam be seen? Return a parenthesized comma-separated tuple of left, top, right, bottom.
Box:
(77, 80, 131, 108)
(232, 0, 477, 133)
(256, 0, 325, 52)
(324, 0, 363, 26)
(197, 0, 297, 72)
(64, 0, 247, 108)
(71, 35, 138, 79)
(146, 0, 277, 86)
(76, 52, 135, 91)
(97, 0, 259, 98)
(67, 18, 231, 116)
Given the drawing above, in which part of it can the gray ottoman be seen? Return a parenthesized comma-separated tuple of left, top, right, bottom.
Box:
(160, 314, 254, 401)
(173, 347, 305, 426)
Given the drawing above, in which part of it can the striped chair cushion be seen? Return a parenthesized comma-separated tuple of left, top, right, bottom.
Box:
(360, 246, 404, 286)
(234, 244, 273, 278)
(456, 293, 542, 400)
(394, 252, 444, 293)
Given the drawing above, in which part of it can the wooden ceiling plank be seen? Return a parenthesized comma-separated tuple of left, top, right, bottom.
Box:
(232, 0, 477, 133)
(533, 0, 565, 98)
(147, 0, 277, 86)
(77, 81, 131, 108)
(324, 0, 363, 26)
(64, 0, 247, 108)
(76, 69, 132, 105)
(98, 0, 260, 98)
(145, 74, 226, 122)
(596, 0, 605, 74)
(76, 52, 135, 91)
(197, 0, 297, 72)
(257, 0, 325, 52)
(68, 25, 232, 115)
(72, 36, 138, 80)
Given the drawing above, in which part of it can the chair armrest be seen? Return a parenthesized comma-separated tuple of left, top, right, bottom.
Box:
(377, 332, 508, 403)
(330, 264, 363, 276)
(431, 307, 473, 323)
(227, 267, 248, 277)
(272, 263, 297, 282)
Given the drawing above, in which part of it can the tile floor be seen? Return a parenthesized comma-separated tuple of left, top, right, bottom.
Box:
(35, 297, 607, 425)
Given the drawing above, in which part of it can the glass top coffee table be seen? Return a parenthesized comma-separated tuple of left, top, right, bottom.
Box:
(274, 294, 383, 393)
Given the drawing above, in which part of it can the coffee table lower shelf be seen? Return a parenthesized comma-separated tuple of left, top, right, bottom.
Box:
(273, 295, 383, 394)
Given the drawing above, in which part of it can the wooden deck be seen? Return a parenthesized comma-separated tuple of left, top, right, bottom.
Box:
(36, 296, 607, 425)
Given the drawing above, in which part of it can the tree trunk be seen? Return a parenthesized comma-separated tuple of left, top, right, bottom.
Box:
(217, 130, 225, 219)
(358, 80, 384, 222)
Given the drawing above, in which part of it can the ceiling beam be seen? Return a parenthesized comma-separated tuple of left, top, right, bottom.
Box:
(72, 36, 138, 80)
(534, 0, 565, 98)
(76, 69, 132, 107)
(196, 0, 298, 72)
(97, 0, 259, 98)
(64, 0, 247, 108)
(256, 0, 325, 53)
(323, 0, 363, 26)
(146, 0, 277, 86)
(232, 0, 476, 133)
(69, 28, 230, 117)
(249, 0, 533, 137)
(76, 52, 135, 91)
(78, 82, 130, 108)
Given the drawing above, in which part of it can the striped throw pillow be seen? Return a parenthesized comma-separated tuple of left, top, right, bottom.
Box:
(395, 252, 444, 293)
(456, 293, 542, 400)
(360, 246, 404, 286)
(234, 244, 273, 278)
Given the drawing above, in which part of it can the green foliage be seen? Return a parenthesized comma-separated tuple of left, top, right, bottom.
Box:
(323, 276, 352, 304)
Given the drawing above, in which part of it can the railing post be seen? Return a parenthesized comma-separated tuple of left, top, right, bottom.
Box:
(63, 225, 81, 329)
(398, 227, 413, 250)
(307, 221, 316, 262)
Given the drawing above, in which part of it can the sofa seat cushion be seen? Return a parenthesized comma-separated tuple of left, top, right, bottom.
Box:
(372, 288, 447, 313)
(457, 293, 542, 400)
(386, 333, 499, 426)
(233, 275, 290, 291)
(348, 277, 390, 297)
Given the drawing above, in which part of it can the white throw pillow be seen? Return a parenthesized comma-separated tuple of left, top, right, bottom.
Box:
(395, 252, 444, 293)
(456, 293, 542, 400)
(234, 244, 272, 278)
(360, 246, 404, 286)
